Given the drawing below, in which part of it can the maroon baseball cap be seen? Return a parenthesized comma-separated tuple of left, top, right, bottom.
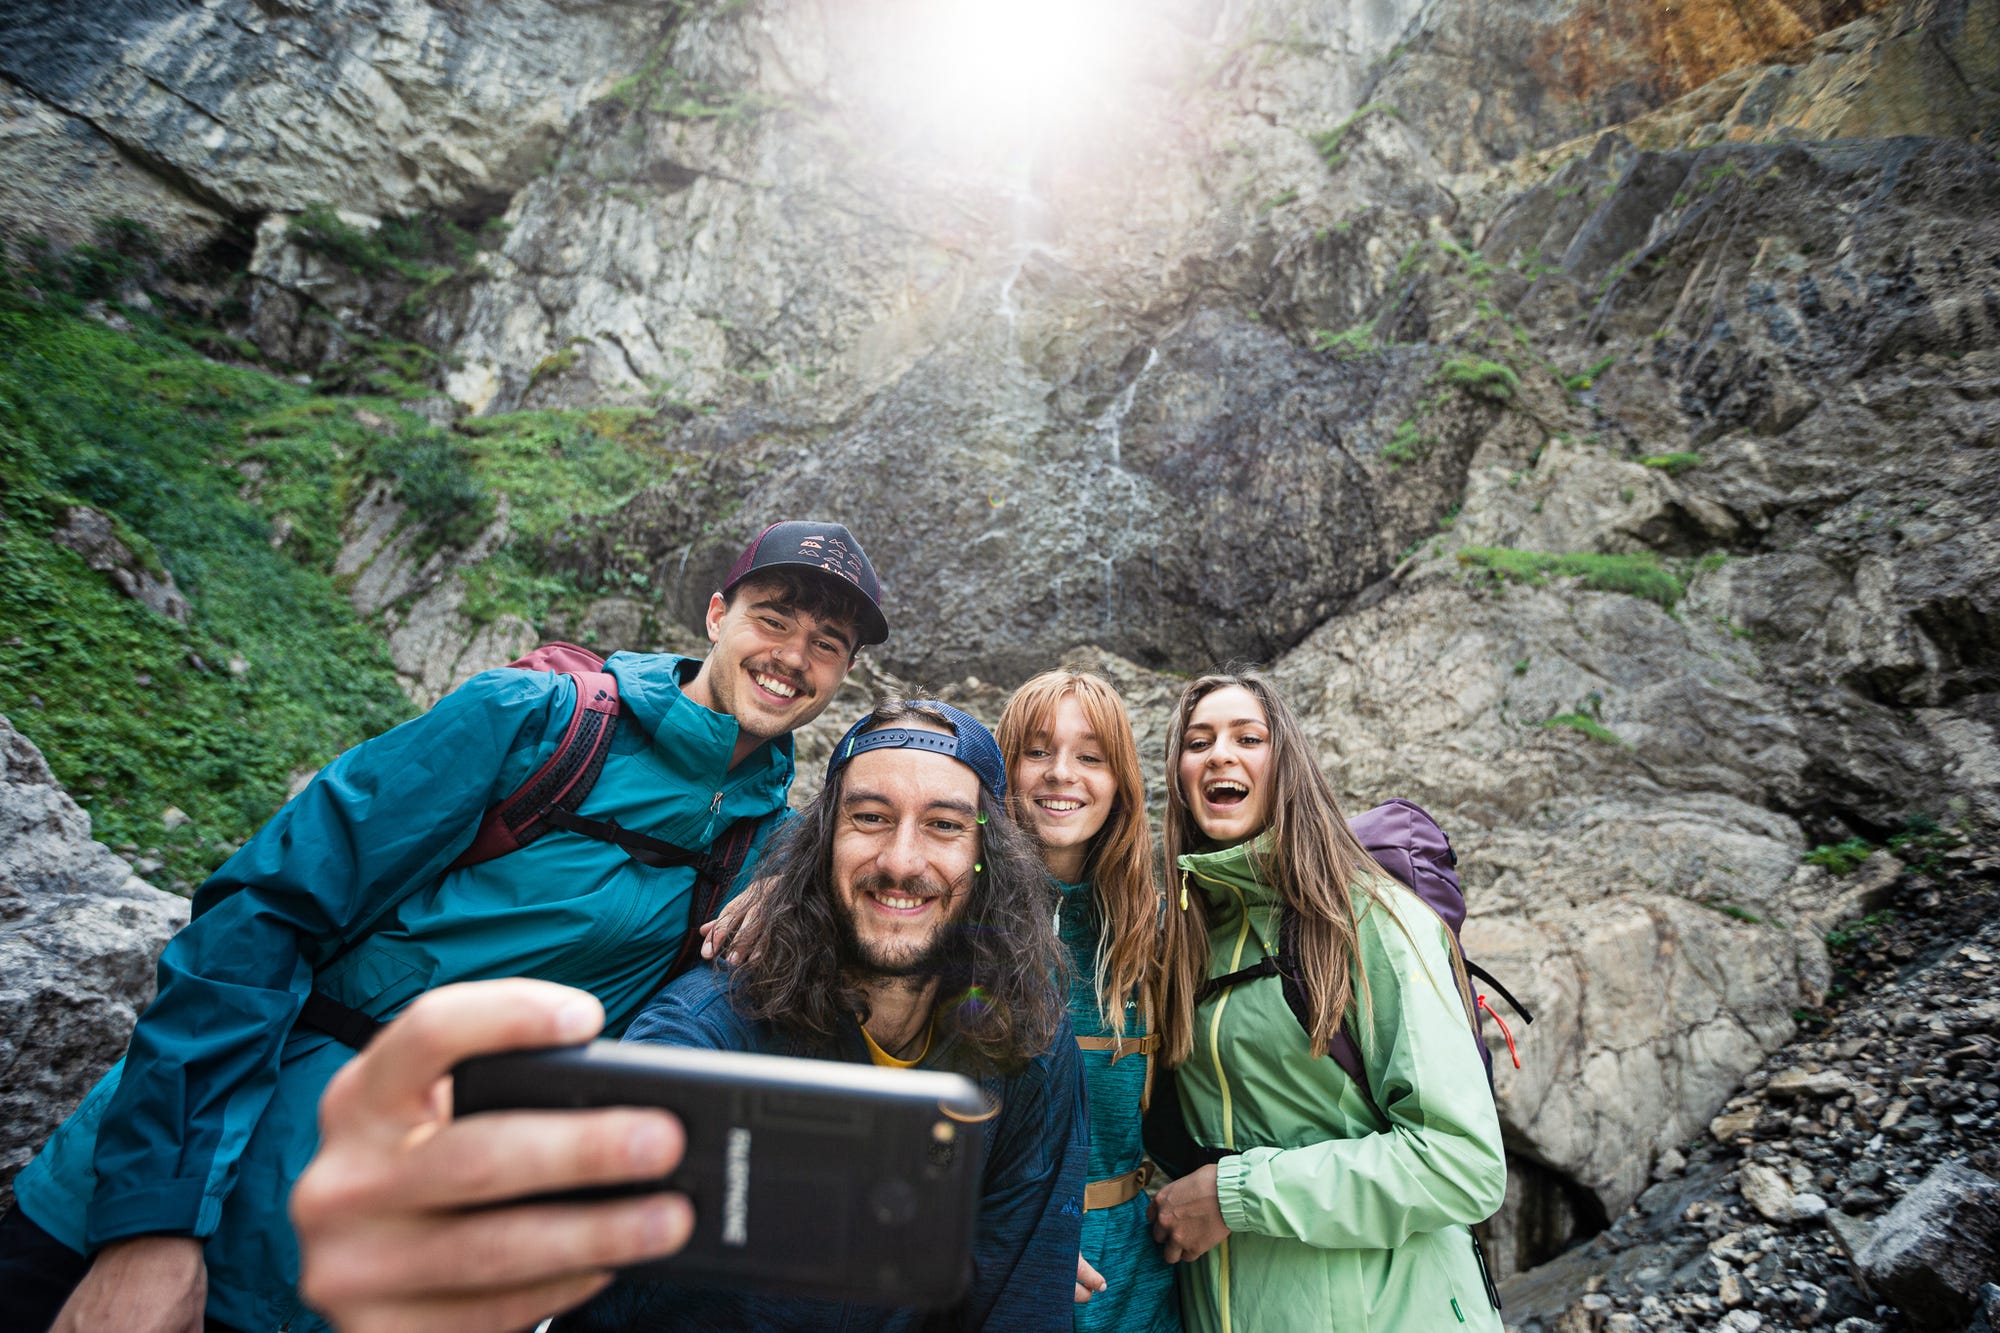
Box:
(722, 520, 889, 646)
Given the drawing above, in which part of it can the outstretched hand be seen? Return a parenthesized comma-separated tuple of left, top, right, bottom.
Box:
(1150, 1164, 1230, 1264)
(292, 979, 694, 1333)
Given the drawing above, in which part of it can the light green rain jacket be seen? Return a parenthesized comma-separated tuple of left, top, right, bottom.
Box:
(1172, 838, 1508, 1333)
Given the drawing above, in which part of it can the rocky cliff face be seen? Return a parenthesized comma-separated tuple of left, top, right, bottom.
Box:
(0, 717, 187, 1214)
(0, 0, 656, 253)
(3, 0, 1997, 1298)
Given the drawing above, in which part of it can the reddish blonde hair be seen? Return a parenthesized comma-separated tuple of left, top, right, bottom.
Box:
(995, 669, 1159, 1038)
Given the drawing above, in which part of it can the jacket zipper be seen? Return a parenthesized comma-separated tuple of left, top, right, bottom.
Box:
(1202, 867, 1254, 1333)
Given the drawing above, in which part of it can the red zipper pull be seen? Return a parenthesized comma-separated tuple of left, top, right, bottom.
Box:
(1479, 994, 1521, 1069)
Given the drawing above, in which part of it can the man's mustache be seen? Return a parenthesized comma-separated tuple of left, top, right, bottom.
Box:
(747, 658, 812, 699)
(851, 870, 959, 902)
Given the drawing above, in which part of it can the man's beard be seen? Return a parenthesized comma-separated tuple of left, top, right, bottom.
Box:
(836, 872, 966, 979)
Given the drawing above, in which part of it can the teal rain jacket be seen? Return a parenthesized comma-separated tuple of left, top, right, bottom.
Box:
(1171, 839, 1508, 1333)
(13, 653, 792, 1333)
(1055, 878, 1178, 1333)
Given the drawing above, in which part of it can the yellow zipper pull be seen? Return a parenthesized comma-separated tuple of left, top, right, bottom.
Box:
(1179, 868, 1190, 911)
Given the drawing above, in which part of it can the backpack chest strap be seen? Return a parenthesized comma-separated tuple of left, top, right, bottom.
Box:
(1195, 955, 1285, 1006)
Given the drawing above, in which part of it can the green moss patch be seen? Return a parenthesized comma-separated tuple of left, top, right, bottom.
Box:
(0, 278, 414, 888)
(1457, 546, 1686, 610)
(1640, 452, 1703, 476)
(1540, 712, 1628, 747)
(1311, 103, 1399, 169)
(1434, 357, 1520, 403)
(0, 227, 694, 888)
(1803, 837, 1875, 875)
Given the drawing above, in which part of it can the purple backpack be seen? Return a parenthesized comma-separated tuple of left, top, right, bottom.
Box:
(1195, 798, 1532, 1117)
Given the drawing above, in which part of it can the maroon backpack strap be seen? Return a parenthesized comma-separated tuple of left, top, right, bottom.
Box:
(660, 815, 766, 990)
(448, 669, 621, 871)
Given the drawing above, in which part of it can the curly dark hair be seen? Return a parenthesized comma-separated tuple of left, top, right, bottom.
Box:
(730, 701, 1068, 1074)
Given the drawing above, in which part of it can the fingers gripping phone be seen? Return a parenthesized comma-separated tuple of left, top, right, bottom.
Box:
(453, 1042, 989, 1308)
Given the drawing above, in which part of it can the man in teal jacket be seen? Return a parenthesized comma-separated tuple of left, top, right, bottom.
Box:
(2, 520, 888, 1333)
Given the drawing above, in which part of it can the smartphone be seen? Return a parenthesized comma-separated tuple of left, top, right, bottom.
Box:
(453, 1041, 989, 1309)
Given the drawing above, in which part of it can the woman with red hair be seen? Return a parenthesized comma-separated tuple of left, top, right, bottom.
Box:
(995, 668, 1178, 1332)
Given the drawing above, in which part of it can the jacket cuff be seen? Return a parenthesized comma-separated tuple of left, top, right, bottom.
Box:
(1216, 1152, 1257, 1234)
(86, 1180, 218, 1250)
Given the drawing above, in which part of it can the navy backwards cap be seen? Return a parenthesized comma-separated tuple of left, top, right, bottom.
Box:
(826, 701, 1007, 800)
(722, 520, 888, 646)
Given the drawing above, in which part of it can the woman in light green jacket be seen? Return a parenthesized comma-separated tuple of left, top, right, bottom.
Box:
(1147, 671, 1507, 1333)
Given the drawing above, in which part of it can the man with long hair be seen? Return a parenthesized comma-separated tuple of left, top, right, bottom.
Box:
(290, 700, 1085, 1333)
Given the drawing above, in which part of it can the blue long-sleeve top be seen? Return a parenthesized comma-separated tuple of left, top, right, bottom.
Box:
(560, 964, 1088, 1333)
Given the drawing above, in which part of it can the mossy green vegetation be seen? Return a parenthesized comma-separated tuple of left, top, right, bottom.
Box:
(1311, 103, 1399, 169)
(1699, 896, 1763, 924)
(1563, 354, 1617, 392)
(1807, 817, 1962, 879)
(1382, 419, 1424, 467)
(1640, 451, 1703, 476)
(289, 206, 499, 297)
(0, 259, 415, 888)
(1434, 357, 1519, 402)
(1803, 837, 1875, 874)
(1311, 321, 1378, 358)
(1824, 909, 1894, 951)
(1457, 546, 1686, 609)
(1540, 712, 1628, 747)
(0, 234, 682, 888)
(288, 206, 504, 336)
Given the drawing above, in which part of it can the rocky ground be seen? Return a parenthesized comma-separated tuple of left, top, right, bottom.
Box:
(1501, 835, 2000, 1331)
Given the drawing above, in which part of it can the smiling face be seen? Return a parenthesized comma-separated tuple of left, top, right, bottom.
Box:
(1010, 694, 1117, 883)
(830, 730, 981, 977)
(1177, 684, 1274, 847)
(689, 575, 857, 761)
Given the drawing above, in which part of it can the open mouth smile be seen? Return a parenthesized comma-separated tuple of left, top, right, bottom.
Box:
(1033, 796, 1085, 815)
(1203, 779, 1250, 807)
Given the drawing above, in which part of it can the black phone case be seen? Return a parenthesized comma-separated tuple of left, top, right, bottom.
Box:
(453, 1042, 988, 1309)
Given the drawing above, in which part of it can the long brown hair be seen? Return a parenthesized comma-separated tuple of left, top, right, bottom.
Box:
(995, 669, 1159, 1038)
(1158, 670, 1396, 1065)
(731, 701, 1068, 1073)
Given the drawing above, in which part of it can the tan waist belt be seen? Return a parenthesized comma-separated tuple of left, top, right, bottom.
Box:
(1083, 1163, 1151, 1211)
(1073, 1032, 1159, 1062)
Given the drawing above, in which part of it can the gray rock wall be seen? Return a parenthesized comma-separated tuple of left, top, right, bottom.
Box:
(0, 717, 187, 1213)
(0, 0, 659, 251)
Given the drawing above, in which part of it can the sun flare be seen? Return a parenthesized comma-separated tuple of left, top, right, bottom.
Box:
(874, 0, 1126, 155)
